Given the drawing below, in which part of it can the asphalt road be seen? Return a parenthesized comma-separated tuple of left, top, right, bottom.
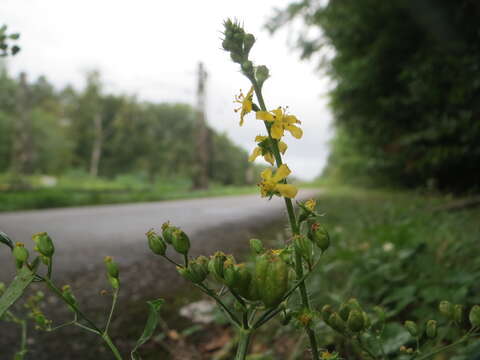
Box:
(0, 190, 318, 282)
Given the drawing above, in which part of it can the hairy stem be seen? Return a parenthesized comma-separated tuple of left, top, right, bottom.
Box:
(234, 329, 252, 360)
(251, 78, 320, 360)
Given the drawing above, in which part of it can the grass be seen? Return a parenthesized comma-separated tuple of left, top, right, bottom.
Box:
(0, 172, 257, 212)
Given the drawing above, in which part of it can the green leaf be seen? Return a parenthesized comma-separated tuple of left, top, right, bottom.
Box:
(0, 231, 14, 250)
(0, 266, 35, 318)
(130, 298, 165, 360)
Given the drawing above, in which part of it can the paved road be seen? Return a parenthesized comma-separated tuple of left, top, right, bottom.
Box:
(0, 190, 318, 282)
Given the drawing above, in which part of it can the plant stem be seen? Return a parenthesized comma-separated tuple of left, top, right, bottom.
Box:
(234, 329, 252, 360)
(104, 289, 118, 334)
(415, 333, 473, 360)
(19, 318, 27, 357)
(102, 333, 123, 360)
(251, 79, 320, 360)
(195, 283, 241, 327)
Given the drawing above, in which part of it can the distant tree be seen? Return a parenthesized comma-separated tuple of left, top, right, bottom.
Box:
(269, 0, 480, 191)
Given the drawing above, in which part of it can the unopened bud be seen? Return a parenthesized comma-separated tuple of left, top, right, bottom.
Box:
(161, 222, 175, 244)
(469, 305, 480, 327)
(347, 310, 365, 332)
(322, 304, 334, 323)
(328, 313, 347, 334)
(104, 256, 119, 279)
(255, 65, 269, 87)
(249, 238, 264, 254)
(453, 304, 467, 325)
(230, 52, 243, 64)
(404, 320, 418, 337)
(208, 251, 227, 279)
(294, 235, 313, 263)
(426, 320, 437, 339)
(32, 232, 55, 257)
(439, 300, 453, 318)
(243, 33, 255, 55)
(146, 230, 167, 256)
(309, 223, 330, 253)
(13, 242, 29, 268)
(241, 60, 254, 76)
(61, 285, 77, 309)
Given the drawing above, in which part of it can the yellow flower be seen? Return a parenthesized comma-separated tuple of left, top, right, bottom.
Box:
(321, 351, 333, 359)
(248, 135, 288, 165)
(305, 199, 316, 211)
(256, 107, 303, 140)
(234, 87, 254, 126)
(259, 164, 298, 199)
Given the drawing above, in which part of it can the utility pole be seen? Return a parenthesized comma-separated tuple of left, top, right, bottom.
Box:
(192, 62, 209, 190)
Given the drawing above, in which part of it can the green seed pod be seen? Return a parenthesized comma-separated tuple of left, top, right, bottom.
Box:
(223, 258, 238, 287)
(208, 251, 227, 279)
(328, 312, 347, 334)
(249, 238, 264, 254)
(104, 256, 119, 279)
(255, 65, 270, 88)
(308, 223, 330, 253)
(243, 33, 255, 55)
(453, 304, 467, 325)
(188, 256, 209, 284)
(404, 320, 418, 337)
(439, 300, 453, 318)
(469, 305, 480, 327)
(255, 251, 289, 308)
(338, 302, 351, 321)
(347, 310, 365, 333)
(426, 320, 437, 339)
(171, 229, 190, 255)
(32, 232, 55, 257)
(294, 235, 313, 263)
(161, 222, 175, 244)
(232, 263, 252, 299)
(13, 243, 29, 268)
(146, 230, 167, 256)
(322, 304, 334, 324)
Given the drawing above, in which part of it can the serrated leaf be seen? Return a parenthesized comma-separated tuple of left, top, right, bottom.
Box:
(0, 231, 14, 250)
(130, 298, 165, 360)
(0, 266, 35, 318)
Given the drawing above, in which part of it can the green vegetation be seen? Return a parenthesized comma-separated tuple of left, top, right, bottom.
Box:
(269, 0, 480, 191)
(0, 173, 257, 212)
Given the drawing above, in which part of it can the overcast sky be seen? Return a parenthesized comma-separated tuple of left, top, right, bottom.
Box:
(2, 0, 332, 180)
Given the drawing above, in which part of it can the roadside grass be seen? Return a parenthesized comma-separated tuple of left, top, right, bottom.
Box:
(259, 186, 480, 358)
(0, 172, 257, 212)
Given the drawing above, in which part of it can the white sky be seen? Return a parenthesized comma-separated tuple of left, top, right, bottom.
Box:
(2, 0, 333, 180)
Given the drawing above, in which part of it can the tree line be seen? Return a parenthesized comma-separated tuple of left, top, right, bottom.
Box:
(269, 0, 480, 192)
(0, 67, 254, 186)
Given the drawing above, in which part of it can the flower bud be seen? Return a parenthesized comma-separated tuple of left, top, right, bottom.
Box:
(208, 251, 227, 279)
(255, 65, 270, 88)
(469, 305, 480, 327)
(108, 275, 120, 290)
(243, 33, 255, 55)
(439, 300, 453, 318)
(241, 60, 254, 76)
(232, 263, 252, 299)
(223, 259, 238, 287)
(222, 39, 233, 51)
(13, 242, 29, 268)
(322, 304, 334, 324)
(338, 302, 351, 321)
(249, 238, 264, 254)
(453, 304, 467, 326)
(161, 222, 175, 244)
(308, 223, 330, 253)
(171, 229, 190, 255)
(347, 310, 365, 332)
(294, 235, 313, 263)
(404, 320, 418, 337)
(62, 285, 77, 311)
(426, 320, 437, 339)
(188, 256, 209, 283)
(104, 256, 119, 279)
(362, 312, 371, 329)
(32, 232, 55, 257)
(146, 230, 167, 256)
(328, 313, 347, 334)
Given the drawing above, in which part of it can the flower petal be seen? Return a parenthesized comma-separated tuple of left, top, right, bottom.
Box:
(264, 153, 275, 165)
(256, 111, 275, 122)
(286, 124, 303, 139)
(273, 164, 291, 182)
(278, 141, 288, 154)
(285, 115, 300, 124)
(270, 123, 284, 139)
(248, 147, 261, 162)
(260, 168, 273, 181)
(255, 135, 267, 143)
(276, 184, 298, 198)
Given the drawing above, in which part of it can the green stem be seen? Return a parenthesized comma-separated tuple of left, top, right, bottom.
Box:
(195, 283, 241, 327)
(104, 289, 118, 334)
(415, 332, 474, 360)
(47, 257, 53, 279)
(102, 333, 123, 360)
(234, 329, 252, 360)
(18, 319, 27, 358)
(251, 78, 320, 360)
